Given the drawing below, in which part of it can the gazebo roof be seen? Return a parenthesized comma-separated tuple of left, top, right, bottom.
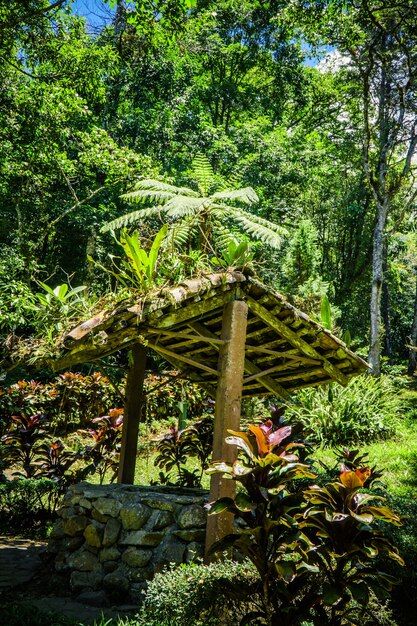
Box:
(53, 270, 368, 398)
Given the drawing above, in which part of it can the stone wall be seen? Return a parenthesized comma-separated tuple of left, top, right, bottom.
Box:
(49, 483, 208, 606)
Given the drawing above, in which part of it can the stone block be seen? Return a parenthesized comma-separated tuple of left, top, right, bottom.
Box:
(127, 566, 153, 583)
(122, 547, 152, 568)
(99, 546, 121, 562)
(148, 509, 173, 531)
(76, 590, 109, 607)
(103, 561, 118, 573)
(141, 496, 177, 512)
(92, 509, 109, 524)
(84, 521, 105, 548)
(71, 569, 103, 592)
(59, 506, 77, 519)
(120, 531, 164, 547)
(120, 503, 150, 530)
(103, 518, 121, 547)
(103, 568, 130, 594)
(62, 536, 84, 552)
(63, 515, 88, 536)
(93, 497, 122, 518)
(67, 548, 100, 572)
(79, 498, 92, 510)
(177, 504, 207, 529)
(185, 541, 204, 563)
(157, 538, 185, 565)
(173, 529, 206, 542)
(50, 520, 65, 538)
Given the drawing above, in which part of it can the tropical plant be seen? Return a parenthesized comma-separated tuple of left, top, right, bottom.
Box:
(286, 375, 399, 446)
(84, 408, 124, 484)
(2, 413, 49, 478)
(0, 478, 61, 532)
(206, 419, 317, 625)
(139, 559, 258, 626)
(206, 418, 404, 625)
(101, 153, 287, 253)
(154, 415, 214, 488)
(90, 224, 168, 291)
(300, 466, 403, 624)
(211, 238, 255, 269)
(30, 282, 87, 318)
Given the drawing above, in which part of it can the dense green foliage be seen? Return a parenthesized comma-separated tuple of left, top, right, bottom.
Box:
(1, 0, 417, 369)
(286, 376, 400, 446)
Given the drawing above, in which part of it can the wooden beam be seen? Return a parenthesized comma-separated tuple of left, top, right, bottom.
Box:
(246, 296, 349, 386)
(190, 321, 290, 398)
(146, 341, 219, 376)
(205, 300, 248, 559)
(242, 358, 290, 398)
(145, 327, 226, 345)
(118, 344, 147, 484)
(245, 345, 321, 364)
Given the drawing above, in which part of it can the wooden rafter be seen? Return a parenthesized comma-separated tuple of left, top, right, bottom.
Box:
(246, 296, 349, 386)
(189, 321, 290, 398)
(145, 327, 226, 345)
(146, 341, 218, 376)
(245, 345, 321, 364)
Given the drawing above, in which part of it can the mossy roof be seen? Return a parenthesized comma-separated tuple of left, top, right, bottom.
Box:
(43, 270, 368, 398)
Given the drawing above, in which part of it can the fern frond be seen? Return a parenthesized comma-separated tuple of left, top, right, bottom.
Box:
(211, 187, 259, 205)
(168, 220, 196, 248)
(131, 179, 198, 196)
(100, 206, 166, 233)
(121, 190, 176, 204)
(227, 209, 288, 248)
(191, 153, 215, 196)
(164, 195, 210, 218)
(213, 225, 240, 252)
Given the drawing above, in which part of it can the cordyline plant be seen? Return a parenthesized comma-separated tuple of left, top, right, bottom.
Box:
(300, 466, 403, 625)
(84, 408, 124, 483)
(206, 419, 317, 625)
(154, 415, 214, 488)
(2, 413, 48, 478)
(206, 418, 404, 626)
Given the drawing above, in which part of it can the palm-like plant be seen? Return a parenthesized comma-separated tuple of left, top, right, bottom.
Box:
(101, 154, 287, 252)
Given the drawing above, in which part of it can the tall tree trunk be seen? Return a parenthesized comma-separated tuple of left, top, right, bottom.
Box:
(368, 203, 388, 375)
(382, 242, 392, 361)
(408, 268, 417, 375)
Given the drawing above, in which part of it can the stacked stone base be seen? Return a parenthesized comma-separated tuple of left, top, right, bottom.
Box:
(49, 483, 208, 605)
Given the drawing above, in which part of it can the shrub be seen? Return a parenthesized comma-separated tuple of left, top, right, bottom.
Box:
(0, 478, 61, 531)
(286, 376, 399, 446)
(207, 417, 403, 625)
(154, 415, 213, 487)
(139, 560, 258, 626)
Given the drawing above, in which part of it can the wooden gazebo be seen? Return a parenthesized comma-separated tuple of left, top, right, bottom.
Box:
(43, 270, 369, 551)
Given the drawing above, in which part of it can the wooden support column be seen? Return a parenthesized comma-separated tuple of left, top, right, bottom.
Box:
(118, 343, 147, 484)
(205, 300, 248, 558)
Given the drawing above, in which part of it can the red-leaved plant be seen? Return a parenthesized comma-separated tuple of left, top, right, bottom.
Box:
(207, 417, 403, 626)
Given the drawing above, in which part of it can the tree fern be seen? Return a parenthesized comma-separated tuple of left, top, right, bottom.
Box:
(100, 153, 287, 253)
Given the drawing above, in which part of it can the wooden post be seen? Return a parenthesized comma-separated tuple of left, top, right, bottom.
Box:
(118, 343, 147, 484)
(205, 300, 248, 558)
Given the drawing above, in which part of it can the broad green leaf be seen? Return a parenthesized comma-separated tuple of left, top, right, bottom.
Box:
(322, 583, 343, 606)
(320, 294, 332, 330)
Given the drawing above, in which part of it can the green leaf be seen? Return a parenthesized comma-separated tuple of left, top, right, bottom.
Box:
(320, 294, 332, 330)
(349, 581, 369, 604)
(322, 583, 343, 606)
